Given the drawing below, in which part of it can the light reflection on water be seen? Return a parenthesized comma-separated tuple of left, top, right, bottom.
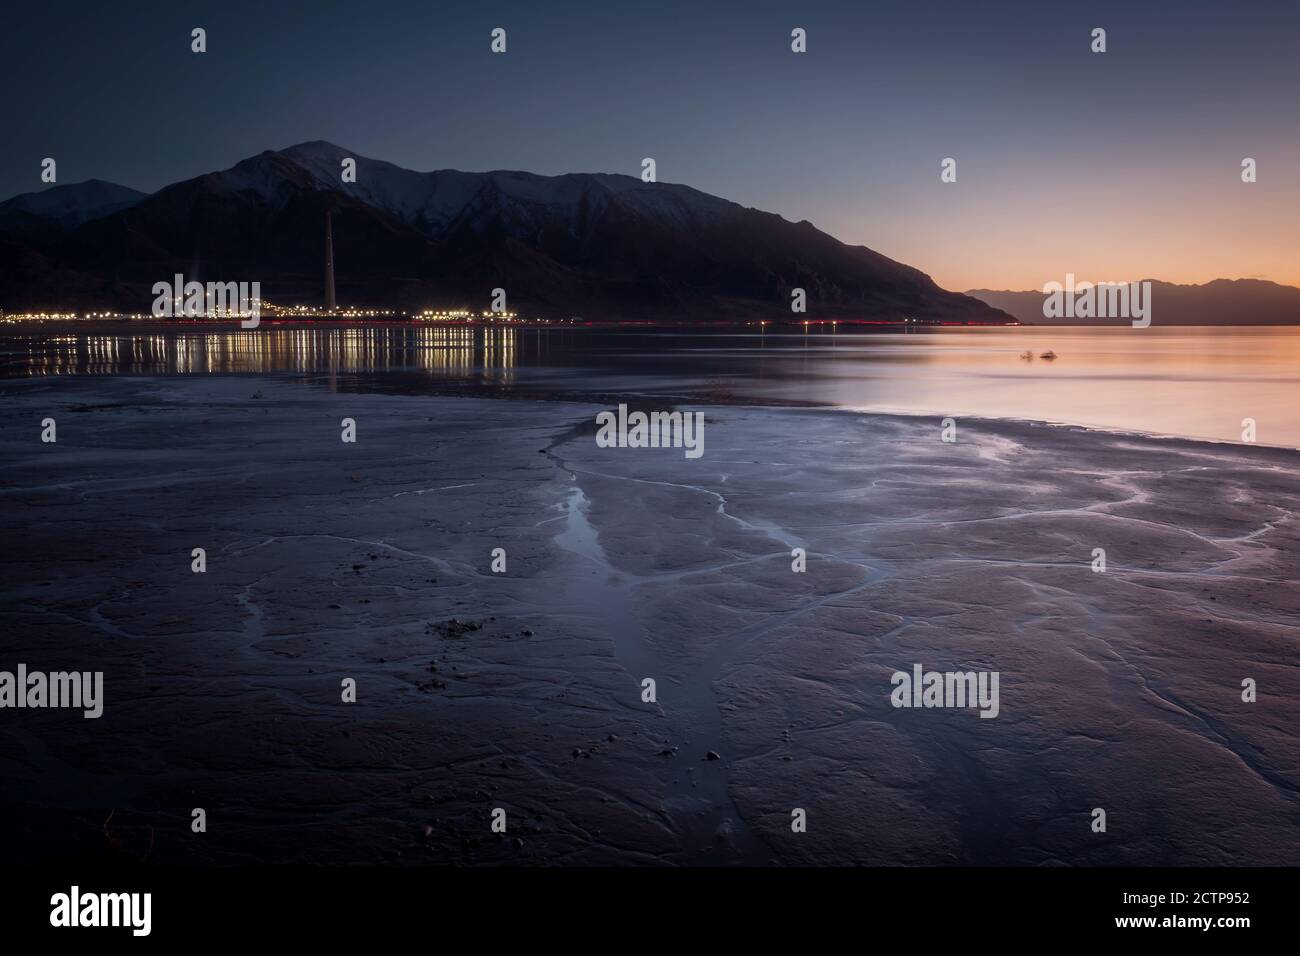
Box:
(6, 325, 517, 382)
(3, 323, 1299, 447)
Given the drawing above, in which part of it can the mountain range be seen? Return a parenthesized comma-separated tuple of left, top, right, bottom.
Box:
(966, 280, 1300, 326)
(0, 142, 1008, 322)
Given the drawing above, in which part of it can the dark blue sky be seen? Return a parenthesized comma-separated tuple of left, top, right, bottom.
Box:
(4, 0, 1298, 288)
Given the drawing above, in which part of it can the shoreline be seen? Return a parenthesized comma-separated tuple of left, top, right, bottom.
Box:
(5, 369, 1300, 457)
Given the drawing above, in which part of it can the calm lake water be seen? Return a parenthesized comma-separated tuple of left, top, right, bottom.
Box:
(4, 323, 1299, 448)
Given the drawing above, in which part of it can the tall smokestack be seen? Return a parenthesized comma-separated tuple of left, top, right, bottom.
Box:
(324, 210, 336, 313)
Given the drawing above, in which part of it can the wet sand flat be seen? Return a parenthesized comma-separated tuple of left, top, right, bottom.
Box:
(1, 375, 1297, 865)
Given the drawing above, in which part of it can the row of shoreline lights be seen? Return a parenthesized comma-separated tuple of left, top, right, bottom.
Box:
(2, 316, 967, 330)
(0, 308, 524, 321)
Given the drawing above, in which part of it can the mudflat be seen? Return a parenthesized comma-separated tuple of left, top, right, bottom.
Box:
(1, 375, 1297, 865)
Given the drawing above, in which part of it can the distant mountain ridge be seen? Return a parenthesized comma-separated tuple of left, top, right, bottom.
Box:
(0, 179, 145, 227)
(0, 141, 1008, 323)
(0, 179, 146, 248)
(967, 280, 1300, 326)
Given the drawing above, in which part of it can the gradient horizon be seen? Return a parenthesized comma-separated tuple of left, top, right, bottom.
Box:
(3, 0, 1297, 292)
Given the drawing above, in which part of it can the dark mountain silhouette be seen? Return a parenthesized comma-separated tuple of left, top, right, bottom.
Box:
(0, 180, 146, 259)
(0, 179, 145, 234)
(0, 142, 1009, 322)
(967, 280, 1300, 326)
